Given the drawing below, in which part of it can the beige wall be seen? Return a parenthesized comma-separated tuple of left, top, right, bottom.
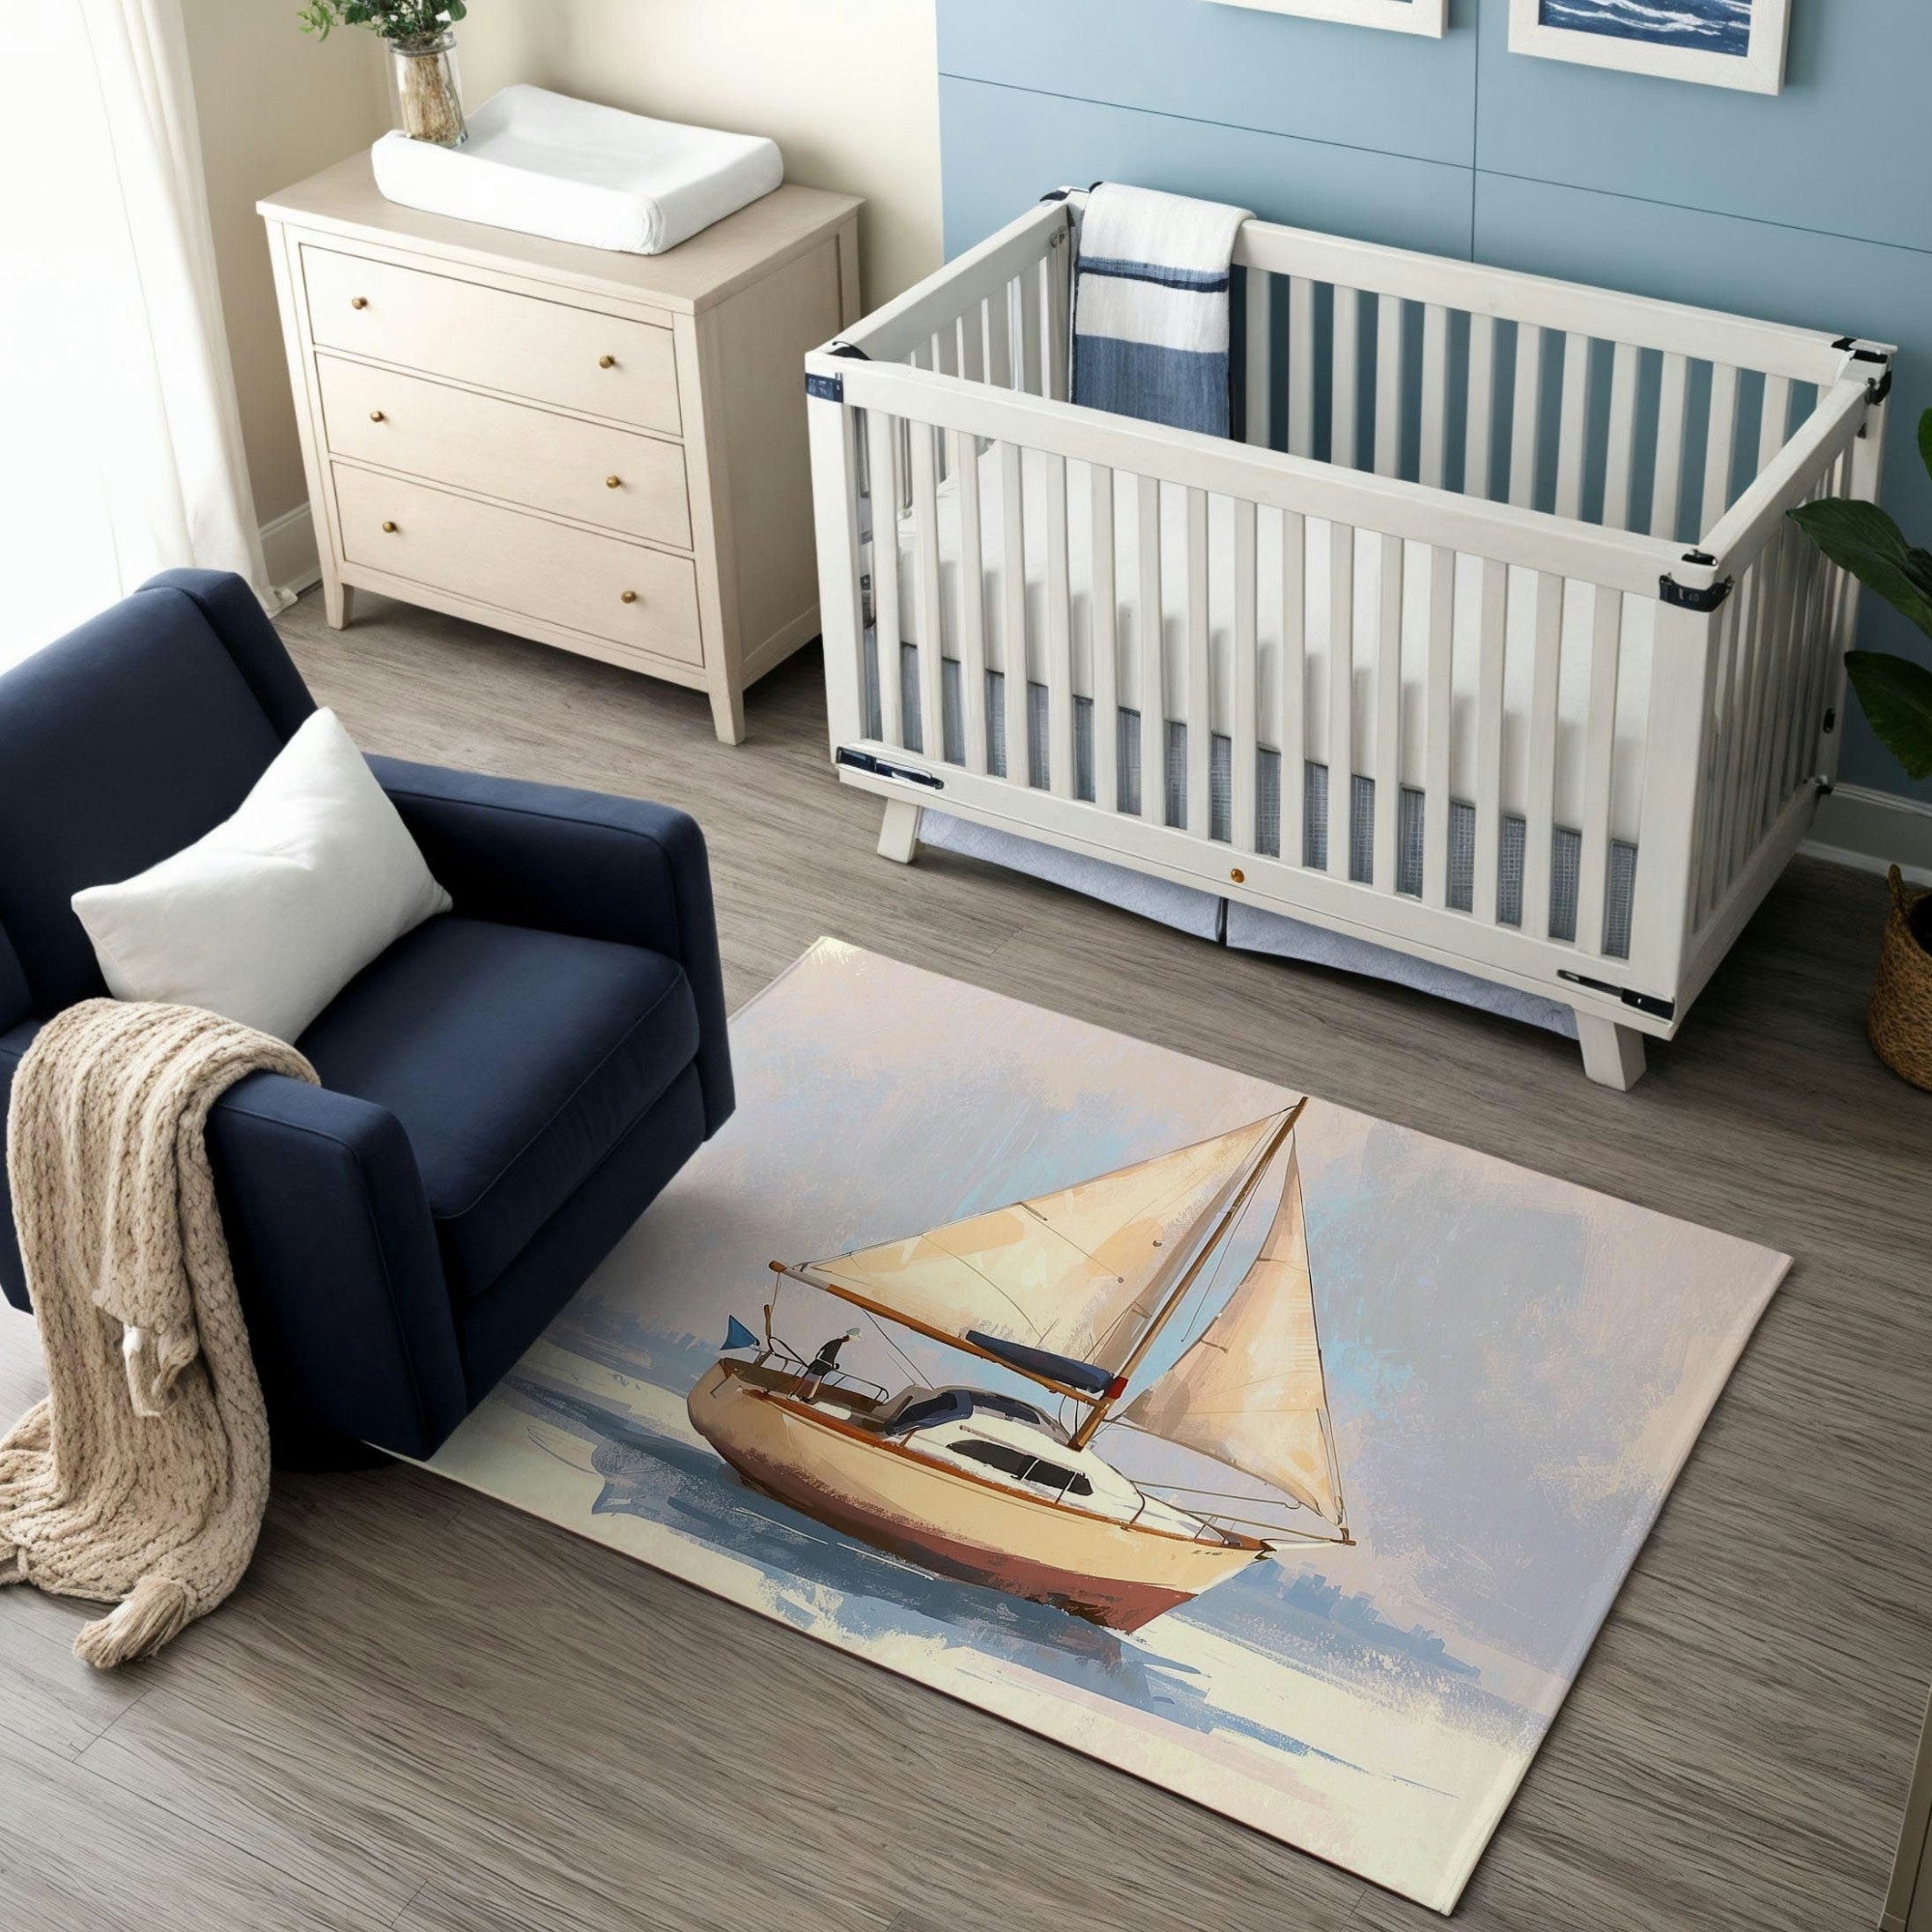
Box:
(181, 0, 388, 529)
(454, 0, 943, 313)
(181, 0, 943, 545)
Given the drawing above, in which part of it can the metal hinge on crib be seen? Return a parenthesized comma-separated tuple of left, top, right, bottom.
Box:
(804, 341, 870, 406)
(837, 748, 945, 790)
(1660, 552, 1734, 613)
(1557, 971, 1676, 1023)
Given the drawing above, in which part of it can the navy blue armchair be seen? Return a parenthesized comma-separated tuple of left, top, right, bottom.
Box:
(0, 570, 732, 1463)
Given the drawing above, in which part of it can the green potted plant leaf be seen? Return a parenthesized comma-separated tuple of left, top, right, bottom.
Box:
(298, 3, 471, 149)
(1790, 406, 1932, 1091)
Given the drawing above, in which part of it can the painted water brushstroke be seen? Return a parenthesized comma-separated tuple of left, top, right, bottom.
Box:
(1539, 0, 1751, 56)
(428, 941, 1788, 1913)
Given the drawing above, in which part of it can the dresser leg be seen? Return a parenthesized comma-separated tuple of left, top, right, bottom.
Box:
(708, 683, 747, 745)
(324, 579, 356, 631)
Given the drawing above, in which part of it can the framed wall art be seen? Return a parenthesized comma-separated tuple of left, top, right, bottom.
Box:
(1508, 0, 1791, 95)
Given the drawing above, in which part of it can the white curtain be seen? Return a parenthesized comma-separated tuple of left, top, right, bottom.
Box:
(0, 0, 279, 669)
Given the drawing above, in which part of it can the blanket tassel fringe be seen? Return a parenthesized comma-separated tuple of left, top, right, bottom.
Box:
(72, 1575, 193, 1669)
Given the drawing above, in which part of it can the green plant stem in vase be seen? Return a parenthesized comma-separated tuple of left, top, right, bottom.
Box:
(297, 2, 471, 148)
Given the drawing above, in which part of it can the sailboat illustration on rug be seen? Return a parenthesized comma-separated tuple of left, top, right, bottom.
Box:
(686, 1098, 1350, 1632)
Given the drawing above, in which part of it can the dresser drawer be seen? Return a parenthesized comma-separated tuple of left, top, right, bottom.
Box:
(302, 245, 681, 435)
(334, 467, 702, 667)
(317, 355, 692, 550)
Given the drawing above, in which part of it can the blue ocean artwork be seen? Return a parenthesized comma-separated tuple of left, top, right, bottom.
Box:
(1539, 0, 1752, 57)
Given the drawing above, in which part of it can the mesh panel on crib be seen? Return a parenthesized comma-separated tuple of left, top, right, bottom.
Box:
(870, 639, 1632, 958)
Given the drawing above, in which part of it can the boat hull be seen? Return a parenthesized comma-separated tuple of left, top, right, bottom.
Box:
(686, 1362, 1263, 1632)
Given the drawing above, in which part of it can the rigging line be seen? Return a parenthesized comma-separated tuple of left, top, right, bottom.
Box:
(862, 1307, 927, 1388)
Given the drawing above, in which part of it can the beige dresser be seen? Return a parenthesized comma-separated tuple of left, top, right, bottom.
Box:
(259, 156, 862, 742)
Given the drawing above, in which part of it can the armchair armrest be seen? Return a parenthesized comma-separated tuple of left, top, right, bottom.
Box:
(369, 756, 733, 1137)
(204, 1072, 468, 1460)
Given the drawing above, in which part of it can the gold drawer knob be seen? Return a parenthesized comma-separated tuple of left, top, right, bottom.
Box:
(381, 520, 398, 533)
(620, 589, 639, 604)
(351, 297, 369, 310)
(605, 474, 622, 489)
(369, 410, 385, 423)
(598, 355, 616, 369)
(1230, 867, 1245, 884)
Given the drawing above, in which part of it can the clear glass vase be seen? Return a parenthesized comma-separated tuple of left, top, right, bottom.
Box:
(389, 32, 467, 148)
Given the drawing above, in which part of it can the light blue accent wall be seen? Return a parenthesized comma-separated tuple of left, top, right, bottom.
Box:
(935, 0, 1932, 807)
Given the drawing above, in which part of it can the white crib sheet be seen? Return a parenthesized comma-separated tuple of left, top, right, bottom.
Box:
(892, 445, 1656, 843)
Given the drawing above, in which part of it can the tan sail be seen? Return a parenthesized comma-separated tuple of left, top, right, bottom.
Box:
(1119, 1142, 1345, 1526)
(796, 1116, 1282, 1380)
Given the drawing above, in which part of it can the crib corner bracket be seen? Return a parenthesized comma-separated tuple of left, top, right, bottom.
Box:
(836, 747, 945, 791)
(804, 341, 871, 405)
(1558, 971, 1676, 1023)
(1660, 554, 1733, 613)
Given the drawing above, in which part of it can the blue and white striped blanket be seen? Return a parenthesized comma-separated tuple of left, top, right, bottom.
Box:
(1071, 183, 1253, 438)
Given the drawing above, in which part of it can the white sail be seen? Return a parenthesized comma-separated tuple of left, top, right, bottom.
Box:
(1119, 1142, 1345, 1526)
(797, 1116, 1283, 1385)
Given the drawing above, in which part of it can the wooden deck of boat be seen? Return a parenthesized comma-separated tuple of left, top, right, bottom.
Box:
(0, 588, 1927, 1932)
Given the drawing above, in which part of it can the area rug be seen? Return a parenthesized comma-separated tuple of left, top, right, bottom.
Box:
(425, 940, 1788, 1914)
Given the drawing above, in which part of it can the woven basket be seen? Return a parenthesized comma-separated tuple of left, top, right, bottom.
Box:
(1869, 866, 1932, 1093)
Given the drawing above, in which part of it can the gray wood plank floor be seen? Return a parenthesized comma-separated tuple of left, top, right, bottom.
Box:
(1, 588, 1927, 1931)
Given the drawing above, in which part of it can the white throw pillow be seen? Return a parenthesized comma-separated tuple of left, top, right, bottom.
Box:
(71, 708, 451, 1043)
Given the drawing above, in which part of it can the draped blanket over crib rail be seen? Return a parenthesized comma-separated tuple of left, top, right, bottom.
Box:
(804, 190, 1894, 1088)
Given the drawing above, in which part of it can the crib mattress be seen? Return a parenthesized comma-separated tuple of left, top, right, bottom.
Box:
(890, 445, 1657, 845)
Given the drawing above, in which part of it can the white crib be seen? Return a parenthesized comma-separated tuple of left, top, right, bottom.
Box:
(804, 193, 1894, 1087)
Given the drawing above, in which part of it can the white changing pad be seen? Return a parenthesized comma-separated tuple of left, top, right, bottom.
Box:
(890, 445, 1658, 843)
(371, 84, 784, 255)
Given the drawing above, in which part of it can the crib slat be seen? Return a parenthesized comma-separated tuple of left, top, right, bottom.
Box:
(1327, 520, 1355, 877)
(1712, 561, 1756, 889)
(1288, 277, 1316, 459)
(1759, 520, 1806, 828)
(1374, 295, 1403, 479)
(1420, 303, 1449, 491)
(1473, 561, 1508, 921)
(1651, 352, 1689, 541)
(1044, 453, 1074, 795)
(1422, 547, 1455, 908)
(1465, 314, 1496, 500)
(1234, 498, 1259, 852)
(1280, 509, 1307, 866)
(1091, 465, 1120, 810)
(910, 423, 947, 761)
(1576, 586, 1622, 954)
(1185, 488, 1211, 836)
(1332, 288, 1361, 470)
(1554, 336, 1589, 523)
(957, 307, 983, 386)
(1509, 324, 1544, 510)
(866, 408, 904, 749)
(1139, 474, 1164, 825)
(1602, 342, 1639, 531)
(1042, 246, 1069, 404)
(952, 430, 988, 774)
(1245, 269, 1272, 448)
(983, 290, 1012, 391)
(1723, 562, 1772, 876)
(1701, 362, 1740, 535)
(1372, 534, 1404, 893)
(1757, 374, 1792, 482)
(1521, 572, 1565, 939)
(1015, 270, 1042, 399)
(1000, 440, 1029, 783)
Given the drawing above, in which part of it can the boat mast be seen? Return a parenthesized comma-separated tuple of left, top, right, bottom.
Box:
(1068, 1096, 1306, 1452)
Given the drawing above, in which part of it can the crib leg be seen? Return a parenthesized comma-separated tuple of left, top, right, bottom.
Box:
(1576, 1013, 1647, 1092)
(877, 798, 923, 865)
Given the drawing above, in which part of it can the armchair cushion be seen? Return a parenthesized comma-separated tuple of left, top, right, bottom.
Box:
(297, 914, 699, 1301)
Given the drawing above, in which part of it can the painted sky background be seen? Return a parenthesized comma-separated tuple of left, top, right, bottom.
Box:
(621, 940, 1786, 1715)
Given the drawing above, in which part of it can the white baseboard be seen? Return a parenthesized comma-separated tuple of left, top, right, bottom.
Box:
(260, 501, 321, 604)
(1804, 782, 1932, 889)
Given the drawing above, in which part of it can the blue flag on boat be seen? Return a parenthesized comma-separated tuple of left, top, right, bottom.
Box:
(723, 1315, 761, 1352)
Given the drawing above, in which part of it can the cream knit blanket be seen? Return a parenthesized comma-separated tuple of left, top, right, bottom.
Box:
(0, 1000, 315, 1667)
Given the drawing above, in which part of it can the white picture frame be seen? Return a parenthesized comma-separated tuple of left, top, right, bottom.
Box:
(1507, 0, 1790, 95)
(1208, 0, 1448, 38)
